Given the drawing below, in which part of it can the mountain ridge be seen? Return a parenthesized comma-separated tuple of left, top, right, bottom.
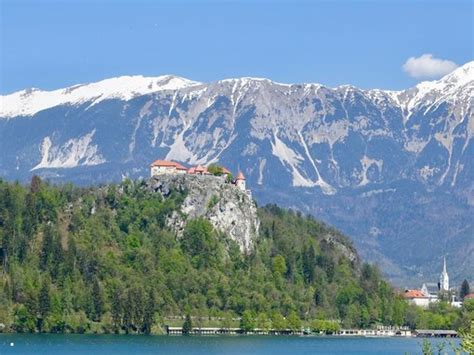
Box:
(0, 62, 472, 286)
(2, 61, 472, 118)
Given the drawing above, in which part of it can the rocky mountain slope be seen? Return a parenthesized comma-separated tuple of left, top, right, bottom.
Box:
(148, 174, 259, 252)
(0, 62, 472, 285)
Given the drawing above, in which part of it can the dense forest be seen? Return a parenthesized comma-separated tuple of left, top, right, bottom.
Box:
(0, 177, 472, 334)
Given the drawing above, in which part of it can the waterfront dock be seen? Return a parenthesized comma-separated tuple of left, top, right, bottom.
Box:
(414, 329, 458, 338)
(165, 326, 304, 335)
(165, 325, 458, 338)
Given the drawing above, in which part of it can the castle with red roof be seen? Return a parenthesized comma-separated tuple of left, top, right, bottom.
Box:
(150, 159, 247, 193)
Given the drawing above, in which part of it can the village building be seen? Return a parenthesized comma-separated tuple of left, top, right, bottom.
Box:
(403, 289, 432, 308)
(150, 160, 188, 175)
(450, 294, 463, 308)
(187, 165, 211, 175)
(421, 283, 440, 300)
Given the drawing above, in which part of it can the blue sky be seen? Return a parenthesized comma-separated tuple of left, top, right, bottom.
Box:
(0, 0, 472, 94)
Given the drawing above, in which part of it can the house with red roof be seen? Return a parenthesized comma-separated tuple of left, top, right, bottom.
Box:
(221, 167, 231, 175)
(187, 164, 211, 175)
(403, 289, 433, 308)
(464, 293, 474, 300)
(150, 160, 188, 176)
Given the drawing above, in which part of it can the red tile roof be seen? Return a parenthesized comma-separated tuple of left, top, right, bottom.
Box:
(404, 290, 428, 299)
(187, 165, 211, 174)
(235, 171, 245, 180)
(221, 167, 231, 175)
(150, 160, 187, 170)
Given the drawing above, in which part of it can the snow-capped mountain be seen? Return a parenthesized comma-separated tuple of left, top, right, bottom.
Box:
(1, 62, 473, 285)
(0, 75, 201, 118)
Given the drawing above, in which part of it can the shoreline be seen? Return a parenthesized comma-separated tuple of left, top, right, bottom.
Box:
(165, 326, 457, 338)
(0, 332, 459, 339)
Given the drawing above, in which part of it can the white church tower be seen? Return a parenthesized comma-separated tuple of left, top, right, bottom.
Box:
(439, 257, 449, 292)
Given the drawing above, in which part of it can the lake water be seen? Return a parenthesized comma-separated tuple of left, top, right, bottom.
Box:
(0, 334, 461, 354)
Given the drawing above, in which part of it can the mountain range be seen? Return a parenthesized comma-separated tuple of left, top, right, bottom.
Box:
(0, 62, 472, 286)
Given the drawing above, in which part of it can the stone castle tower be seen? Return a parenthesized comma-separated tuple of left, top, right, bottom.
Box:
(235, 172, 246, 192)
(439, 257, 449, 292)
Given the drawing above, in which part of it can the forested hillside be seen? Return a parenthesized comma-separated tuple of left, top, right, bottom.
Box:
(0, 177, 471, 334)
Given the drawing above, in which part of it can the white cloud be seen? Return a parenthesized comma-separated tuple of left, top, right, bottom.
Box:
(403, 54, 458, 79)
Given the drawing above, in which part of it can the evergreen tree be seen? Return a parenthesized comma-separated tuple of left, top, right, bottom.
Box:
(23, 192, 37, 237)
(132, 287, 145, 328)
(38, 279, 51, 331)
(181, 218, 220, 268)
(272, 255, 287, 276)
(110, 287, 123, 332)
(182, 314, 192, 335)
(38, 280, 50, 318)
(314, 287, 324, 306)
(30, 175, 42, 194)
(302, 244, 315, 283)
(142, 290, 155, 334)
(24, 287, 39, 323)
(92, 278, 103, 321)
(460, 280, 470, 300)
(40, 225, 54, 271)
(51, 236, 64, 280)
(122, 290, 134, 333)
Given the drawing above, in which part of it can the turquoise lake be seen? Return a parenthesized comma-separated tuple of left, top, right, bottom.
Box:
(0, 334, 462, 354)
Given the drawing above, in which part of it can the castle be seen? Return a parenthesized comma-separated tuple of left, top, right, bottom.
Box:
(150, 159, 247, 193)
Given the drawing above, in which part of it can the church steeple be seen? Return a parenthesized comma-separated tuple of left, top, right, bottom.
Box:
(439, 256, 449, 292)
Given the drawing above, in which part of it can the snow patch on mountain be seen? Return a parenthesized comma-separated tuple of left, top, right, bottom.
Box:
(400, 61, 474, 119)
(258, 158, 266, 185)
(31, 130, 105, 170)
(271, 132, 305, 167)
(271, 132, 336, 194)
(0, 75, 202, 118)
(165, 129, 197, 163)
(270, 132, 313, 187)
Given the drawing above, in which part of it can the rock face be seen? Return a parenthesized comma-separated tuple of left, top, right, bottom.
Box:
(1, 62, 473, 285)
(147, 174, 259, 251)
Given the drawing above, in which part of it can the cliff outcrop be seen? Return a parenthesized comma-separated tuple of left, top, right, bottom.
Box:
(147, 174, 259, 251)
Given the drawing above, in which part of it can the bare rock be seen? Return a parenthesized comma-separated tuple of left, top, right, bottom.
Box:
(147, 174, 259, 252)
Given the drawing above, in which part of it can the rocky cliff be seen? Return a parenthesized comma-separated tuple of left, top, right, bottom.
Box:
(147, 174, 259, 251)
